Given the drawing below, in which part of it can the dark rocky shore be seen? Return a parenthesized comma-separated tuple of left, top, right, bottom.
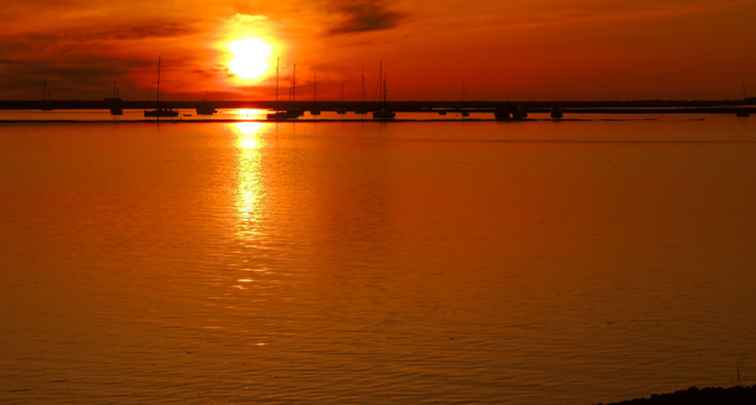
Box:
(600, 386, 756, 405)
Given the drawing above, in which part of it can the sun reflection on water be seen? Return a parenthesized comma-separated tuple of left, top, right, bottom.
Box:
(232, 122, 266, 240)
(232, 108, 268, 121)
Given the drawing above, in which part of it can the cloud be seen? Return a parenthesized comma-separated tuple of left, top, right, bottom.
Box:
(325, 0, 404, 35)
(0, 14, 203, 99)
(10, 19, 199, 43)
(0, 57, 155, 98)
(91, 21, 198, 41)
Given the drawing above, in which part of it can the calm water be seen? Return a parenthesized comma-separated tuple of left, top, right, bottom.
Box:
(1, 116, 755, 404)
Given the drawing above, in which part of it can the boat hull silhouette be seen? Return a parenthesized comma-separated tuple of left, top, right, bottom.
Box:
(372, 109, 396, 121)
(144, 108, 179, 118)
(266, 110, 303, 121)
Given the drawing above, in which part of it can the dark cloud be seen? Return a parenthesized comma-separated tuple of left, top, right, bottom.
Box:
(13, 20, 198, 43)
(90, 21, 198, 41)
(326, 0, 404, 35)
(0, 16, 199, 99)
(0, 56, 157, 99)
(0, 0, 87, 19)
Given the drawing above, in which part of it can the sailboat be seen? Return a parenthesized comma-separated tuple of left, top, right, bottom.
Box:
(107, 81, 124, 116)
(41, 80, 53, 111)
(736, 81, 751, 118)
(310, 71, 321, 116)
(373, 68, 396, 121)
(145, 57, 179, 118)
(355, 66, 369, 115)
(336, 80, 348, 115)
(267, 63, 302, 121)
(195, 103, 217, 116)
(196, 93, 217, 116)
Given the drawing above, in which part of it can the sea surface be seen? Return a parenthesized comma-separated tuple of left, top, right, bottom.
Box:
(1, 112, 755, 404)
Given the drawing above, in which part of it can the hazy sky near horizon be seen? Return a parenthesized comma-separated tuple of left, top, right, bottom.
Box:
(1, 0, 754, 100)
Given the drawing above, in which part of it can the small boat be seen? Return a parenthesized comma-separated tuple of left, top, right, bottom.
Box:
(373, 109, 396, 121)
(267, 110, 302, 121)
(372, 70, 395, 121)
(336, 81, 347, 114)
(196, 104, 217, 116)
(106, 84, 123, 116)
(41, 80, 54, 111)
(145, 107, 179, 118)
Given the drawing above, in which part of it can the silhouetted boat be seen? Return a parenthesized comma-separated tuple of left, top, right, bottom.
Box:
(266, 110, 302, 121)
(337, 81, 348, 114)
(267, 62, 302, 121)
(735, 83, 750, 117)
(105, 98, 123, 116)
(372, 70, 395, 121)
(41, 80, 53, 111)
(145, 107, 179, 118)
(144, 57, 178, 118)
(107, 82, 123, 115)
(195, 104, 217, 116)
(354, 66, 369, 114)
(310, 71, 321, 116)
(373, 109, 396, 121)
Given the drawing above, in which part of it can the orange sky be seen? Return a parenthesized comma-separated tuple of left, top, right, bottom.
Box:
(1, 0, 754, 100)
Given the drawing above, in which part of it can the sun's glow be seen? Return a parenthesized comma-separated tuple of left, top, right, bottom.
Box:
(220, 14, 282, 87)
(228, 38, 273, 82)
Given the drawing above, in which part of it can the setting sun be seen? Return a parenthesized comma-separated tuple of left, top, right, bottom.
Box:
(228, 38, 273, 82)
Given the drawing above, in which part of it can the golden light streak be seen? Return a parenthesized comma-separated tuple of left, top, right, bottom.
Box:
(231, 122, 267, 240)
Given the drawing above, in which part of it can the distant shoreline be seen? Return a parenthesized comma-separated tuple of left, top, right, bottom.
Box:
(599, 386, 756, 405)
(0, 117, 671, 125)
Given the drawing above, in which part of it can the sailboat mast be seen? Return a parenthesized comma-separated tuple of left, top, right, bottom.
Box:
(313, 71, 317, 103)
(275, 57, 280, 102)
(291, 64, 297, 102)
(361, 65, 366, 102)
(383, 73, 388, 105)
(377, 60, 383, 100)
(156, 57, 161, 108)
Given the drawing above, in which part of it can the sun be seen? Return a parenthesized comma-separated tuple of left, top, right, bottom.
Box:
(228, 38, 273, 82)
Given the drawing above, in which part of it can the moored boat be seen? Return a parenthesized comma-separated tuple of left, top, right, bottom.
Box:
(144, 57, 178, 118)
